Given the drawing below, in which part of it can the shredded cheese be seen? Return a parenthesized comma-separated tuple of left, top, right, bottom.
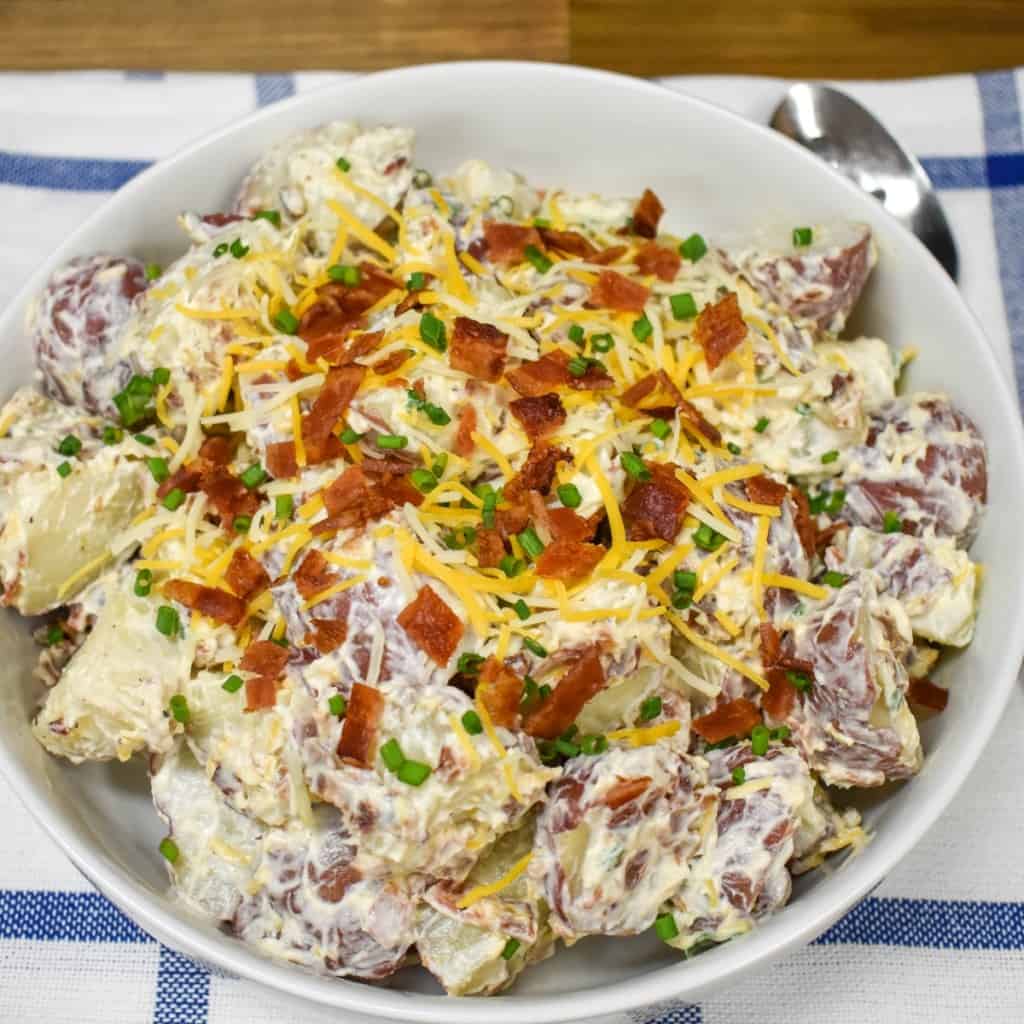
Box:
(760, 573, 830, 601)
(456, 852, 532, 909)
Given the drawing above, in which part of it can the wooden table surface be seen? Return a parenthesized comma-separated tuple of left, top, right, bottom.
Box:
(1, 0, 1023, 78)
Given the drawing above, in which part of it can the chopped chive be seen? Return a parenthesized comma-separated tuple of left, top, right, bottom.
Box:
(499, 554, 524, 578)
(430, 450, 449, 476)
(786, 670, 812, 692)
(336, 156, 351, 172)
(533, 217, 552, 229)
(538, 683, 552, 700)
(568, 323, 585, 346)
(229, 238, 249, 259)
(731, 765, 746, 785)
(152, 367, 171, 387)
(222, 674, 244, 693)
(672, 589, 693, 609)
(159, 837, 180, 864)
(113, 387, 151, 427)
(518, 526, 545, 560)
(133, 433, 155, 446)
(45, 624, 65, 646)
(275, 494, 294, 520)
(102, 425, 123, 445)
(423, 403, 451, 426)
(457, 652, 485, 675)
(620, 451, 651, 481)
(522, 636, 547, 658)
(771, 725, 791, 741)
(376, 434, 408, 450)
(883, 510, 903, 534)
(512, 599, 531, 621)
(271, 636, 289, 649)
(693, 523, 725, 551)
(524, 244, 552, 274)
(655, 912, 679, 941)
(407, 271, 426, 291)
(410, 468, 438, 494)
(557, 483, 582, 508)
(127, 374, 155, 397)
(591, 332, 614, 353)
(822, 570, 848, 588)
(233, 515, 252, 533)
(754, 416, 770, 433)
(820, 450, 839, 464)
(57, 434, 82, 457)
(750, 724, 770, 756)
(727, 442, 742, 456)
(162, 487, 186, 511)
(412, 168, 432, 188)
(155, 605, 179, 637)
(680, 234, 707, 262)
(273, 309, 299, 335)
(500, 938, 521, 960)
(554, 738, 580, 758)
(580, 734, 608, 755)
(825, 489, 846, 516)
(168, 694, 190, 724)
(146, 456, 169, 483)
(380, 738, 404, 773)
(144, 262, 162, 281)
(397, 759, 431, 786)
(328, 694, 347, 717)
(461, 710, 483, 735)
(327, 264, 361, 286)
(240, 464, 266, 489)
(419, 312, 447, 352)
(792, 226, 813, 247)
(213, 242, 229, 258)
(567, 355, 589, 378)
(670, 291, 698, 320)
(340, 427, 363, 444)
(808, 491, 828, 515)
(481, 491, 497, 529)
(632, 313, 653, 343)
(56, 461, 72, 478)
(650, 418, 671, 440)
(134, 569, 153, 597)
(639, 696, 663, 722)
(674, 570, 697, 592)
(253, 209, 281, 227)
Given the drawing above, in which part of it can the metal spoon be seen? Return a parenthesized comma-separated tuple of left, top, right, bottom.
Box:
(770, 83, 959, 280)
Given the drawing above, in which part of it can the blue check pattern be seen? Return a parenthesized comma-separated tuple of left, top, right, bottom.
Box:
(0, 69, 1022, 1024)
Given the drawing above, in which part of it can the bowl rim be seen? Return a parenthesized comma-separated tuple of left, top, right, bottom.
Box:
(2, 59, 1023, 1022)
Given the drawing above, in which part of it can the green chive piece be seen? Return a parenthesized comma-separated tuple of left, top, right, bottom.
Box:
(412, 168, 432, 188)
(499, 555, 524, 578)
(162, 487, 186, 511)
(792, 226, 813, 247)
(771, 725, 791, 741)
(56, 461, 72, 478)
(327, 264, 361, 286)
(655, 912, 679, 941)
(155, 605, 179, 637)
(672, 590, 693, 609)
(568, 323, 585, 345)
(336, 156, 351, 172)
(670, 292, 698, 320)
(786, 670, 812, 692)
(430, 453, 448, 479)
(524, 244, 552, 274)
(233, 515, 252, 533)
(523, 636, 548, 658)
(591, 332, 614, 353)
(883, 510, 903, 534)
(273, 309, 299, 335)
(380, 738, 404, 773)
(376, 434, 408, 450)
(57, 434, 82, 457)
(821, 450, 839, 464)
(127, 374, 155, 397)
(168, 693, 190, 724)
(826, 489, 846, 516)
(152, 367, 171, 387)
(275, 494, 294, 520)
(533, 217, 552, 229)
(557, 483, 582, 508)
(693, 523, 725, 551)
(328, 694, 347, 717)
(461, 710, 483, 735)
(632, 313, 653, 343)
(512, 599, 530, 621)
(213, 242, 229, 258)
(144, 263, 163, 281)
(680, 234, 707, 262)
(822, 570, 848, 588)
(538, 683, 552, 700)
(410, 468, 438, 494)
(518, 526, 545, 560)
(750, 724, 770, 756)
(407, 271, 426, 291)
(102, 425, 123, 445)
(159, 837, 180, 864)
(650, 418, 671, 440)
(808, 491, 828, 515)
(580, 734, 608, 755)
(146, 457, 169, 483)
(727, 442, 742, 456)
(419, 312, 447, 352)
(45, 623, 65, 646)
(639, 696, 662, 722)
(754, 417, 770, 433)
(424, 403, 451, 426)
(500, 938, 521, 960)
(240, 464, 266, 489)
(620, 451, 651, 481)
(732, 765, 746, 785)
(567, 355, 589, 378)
(253, 209, 281, 227)
(222, 674, 244, 693)
(133, 433, 156, 446)
(229, 238, 249, 259)
(340, 428, 363, 445)
(397, 759, 431, 786)
(457, 652, 484, 675)
(482, 491, 497, 529)
(134, 569, 153, 597)
(554, 738, 580, 758)
(113, 389, 150, 427)
(674, 570, 697, 592)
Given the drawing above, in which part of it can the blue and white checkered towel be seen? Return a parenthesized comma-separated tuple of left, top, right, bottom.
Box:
(1, 68, 1023, 1024)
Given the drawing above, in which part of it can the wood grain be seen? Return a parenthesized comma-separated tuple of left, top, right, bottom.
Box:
(0, 0, 1021, 78)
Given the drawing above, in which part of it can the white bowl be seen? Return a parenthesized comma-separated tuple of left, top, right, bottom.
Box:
(1, 61, 1022, 1023)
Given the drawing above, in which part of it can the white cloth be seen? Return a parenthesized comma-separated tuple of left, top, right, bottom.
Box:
(1, 68, 1022, 1024)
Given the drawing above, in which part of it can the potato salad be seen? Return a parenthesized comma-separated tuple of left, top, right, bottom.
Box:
(7, 120, 986, 994)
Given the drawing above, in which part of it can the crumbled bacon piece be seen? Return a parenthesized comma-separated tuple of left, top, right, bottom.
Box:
(225, 549, 270, 601)
(163, 580, 247, 627)
(306, 618, 347, 655)
(370, 348, 412, 376)
(535, 539, 604, 584)
(789, 486, 817, 557)
(199, 466, 261, 524)
(336, 682, 384, 767)
(632, 188, 664, 239)
(604, 776, 652, 809)
(691, 697, 761, 743)
(300, 262, 399, 338)
(763, 671, 797, 720)
(477, 658, 525, 729)
(678, 397, 722, 445)
(305, 365, 365, 443)
(482, 221, 544, 264)
(156, 464, 203, 501)
(506, 351, 572, 397)
(759, 622, 781, 665)
(449, 316, 509, 383)
(322, 464, 421, 530)
(503, 443, 572, 506)
(509, 393, 566, 440)
(588, 269, 650, 313)
(623, 463, 690, 542)
(494, 504, 531, 541)
(695, 292, 747, 371)
(537, 228, 597, 258)
(528, 492, 599, 543)
(294, 550, 338, 600)
(241, 640, 290, 712)
(475, 527, 505, 568)
(397, 585, 464, 666)
(745, 474, 788, 508)
(590, 245, 628, 265)
(634, 242, 681, 282)
(307, 327, 382, 368)
(394, 274, 433, 317)
(198, 434, 236, 467)
(265, 432, 344, 480)
(453, 403, 477, 457)
(907, 678, 949, 712)
(523, 647, 606, 740)
(620, 373, 659, 408)
(244, 676, 279, 712)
